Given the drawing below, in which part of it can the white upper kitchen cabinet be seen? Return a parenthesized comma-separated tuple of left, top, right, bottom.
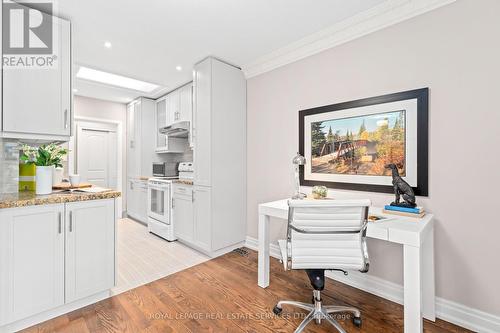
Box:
(65, 199, 115, 303)
(179, 84, 193, 122)
(155, 97, 168, 151)
(0, 204, 65, 326)
(168, 89, 180, 125)
(0, 3, 72, 141)
(154, 87, 190, 154)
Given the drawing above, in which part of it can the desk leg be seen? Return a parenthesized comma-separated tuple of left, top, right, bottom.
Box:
(258, 213, 270, 288)
(404, 244, 422, 333)
(422, 228, 436, 321)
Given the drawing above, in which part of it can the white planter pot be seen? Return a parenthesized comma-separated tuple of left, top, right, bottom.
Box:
(36, 166, 54, 195)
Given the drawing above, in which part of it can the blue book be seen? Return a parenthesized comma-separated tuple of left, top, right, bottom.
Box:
(384, 205, 424, 214)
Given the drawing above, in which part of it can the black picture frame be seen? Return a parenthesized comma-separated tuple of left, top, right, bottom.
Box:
(299, 88, 429, 196)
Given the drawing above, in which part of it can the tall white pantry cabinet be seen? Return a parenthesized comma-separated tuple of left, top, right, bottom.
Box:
(191, 57, 246, 256)
(126, 97, 155, 223)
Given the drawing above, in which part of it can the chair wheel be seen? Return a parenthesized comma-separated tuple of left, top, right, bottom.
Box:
(353, 316, 362, 327)
(273, 305, 282, 315)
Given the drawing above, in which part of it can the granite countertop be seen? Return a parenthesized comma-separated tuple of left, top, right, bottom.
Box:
(0, 190, 121, 209)
(173, 180, 194, 185)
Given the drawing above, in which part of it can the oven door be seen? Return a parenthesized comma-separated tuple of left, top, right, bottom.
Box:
(147, 183, 170, 224)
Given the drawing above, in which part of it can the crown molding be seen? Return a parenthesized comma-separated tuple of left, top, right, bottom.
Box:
(242, 0, 456, 78)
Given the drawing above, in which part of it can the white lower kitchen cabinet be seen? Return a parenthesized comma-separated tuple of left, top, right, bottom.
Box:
(173, 184, 244, 258)
(172, 184, 194, 243)
(0, 198, 117, 332)
(193, 186, 211, 252)
(65, 200, 115, 303)
(0, 204, 65, 326)
(127, 179, 148, 223)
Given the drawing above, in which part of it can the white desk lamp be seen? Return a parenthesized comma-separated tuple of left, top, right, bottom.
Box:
(292, 152, 306, 199)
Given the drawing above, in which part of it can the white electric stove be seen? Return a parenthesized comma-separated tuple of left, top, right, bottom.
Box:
(147, 176, 177, 241)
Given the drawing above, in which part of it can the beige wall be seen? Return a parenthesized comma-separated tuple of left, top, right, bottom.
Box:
(247, 0, 500, 316)
(73, 96, 127, 207)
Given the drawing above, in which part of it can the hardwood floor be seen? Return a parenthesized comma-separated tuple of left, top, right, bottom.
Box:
(112, 218, 209, 295)
(23, 249, 472, 333)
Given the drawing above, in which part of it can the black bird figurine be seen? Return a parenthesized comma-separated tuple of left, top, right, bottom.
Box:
(385, 164, 416, 208)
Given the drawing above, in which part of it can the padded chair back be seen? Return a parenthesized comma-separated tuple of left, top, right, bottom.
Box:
(286, 199, 370, 271)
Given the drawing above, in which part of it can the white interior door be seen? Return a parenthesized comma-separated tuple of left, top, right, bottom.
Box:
(77, 122, 118, 188)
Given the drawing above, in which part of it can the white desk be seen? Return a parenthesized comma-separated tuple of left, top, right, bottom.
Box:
(258, 199, 435, 333)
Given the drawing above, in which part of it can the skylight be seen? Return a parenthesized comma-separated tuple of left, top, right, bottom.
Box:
(76, 66, 160, 93)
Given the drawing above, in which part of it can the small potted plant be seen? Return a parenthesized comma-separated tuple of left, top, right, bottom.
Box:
(20, 143, 68, 195)
(312, 186, 328, 199)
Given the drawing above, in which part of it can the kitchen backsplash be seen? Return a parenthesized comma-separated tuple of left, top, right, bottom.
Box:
(156, 147, 193, 166)
(0, 139, 20, 193)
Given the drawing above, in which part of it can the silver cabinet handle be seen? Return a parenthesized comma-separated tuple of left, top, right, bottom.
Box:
(130, 181, 134, 190)
(172, 198, 175, 209)
(69, 211, 73, 232)
(64, 109, 69, 129)
(58, 212, 62, 234)
(192, 191, 195, 202)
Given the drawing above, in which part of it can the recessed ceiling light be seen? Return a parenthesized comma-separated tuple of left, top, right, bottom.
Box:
(76, 66, 160, 93)
(72, 88, 78, 93)
(104, 41, 112, 49)
(175, 66, 182, 71)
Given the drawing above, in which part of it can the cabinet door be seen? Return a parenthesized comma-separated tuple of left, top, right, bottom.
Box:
(133, 102, 142, 175)
(65, 200, 115, 303)
(167, 90, 180, 125)
(179, 84, 192, 122)
(155, 98, 168, 151)
(138, 182, 149, 222)
(193, 186, 211, 251)
(2, 13, 71, 136)
(173, 189, 194, 243)
(193, 60, 212, 186)
(127, 179, 138, 218)
(0, 205, 65, 325)
(127, 102, 141, 178)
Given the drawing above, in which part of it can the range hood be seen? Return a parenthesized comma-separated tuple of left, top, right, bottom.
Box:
(159, 121, 190, 138)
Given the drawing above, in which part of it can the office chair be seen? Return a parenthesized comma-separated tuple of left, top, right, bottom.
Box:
(273, 199, 371, 333)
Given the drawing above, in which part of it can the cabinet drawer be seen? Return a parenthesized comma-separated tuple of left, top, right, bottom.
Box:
(173, 184, 193, 196)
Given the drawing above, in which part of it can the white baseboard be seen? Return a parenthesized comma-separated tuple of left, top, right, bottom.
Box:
(244, 236, 500, 333)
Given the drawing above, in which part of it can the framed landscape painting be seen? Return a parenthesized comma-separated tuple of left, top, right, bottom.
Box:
(299, 88, 428, 196)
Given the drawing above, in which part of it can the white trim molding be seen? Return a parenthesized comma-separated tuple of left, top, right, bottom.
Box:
(245, 236, 500, 333)
(242, 0, 456, 78)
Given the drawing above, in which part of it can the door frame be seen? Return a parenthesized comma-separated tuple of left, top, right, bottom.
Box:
(68, 116, 124, 217)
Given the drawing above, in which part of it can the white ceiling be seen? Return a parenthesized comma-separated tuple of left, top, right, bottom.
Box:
(57, 0, 386, 104)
